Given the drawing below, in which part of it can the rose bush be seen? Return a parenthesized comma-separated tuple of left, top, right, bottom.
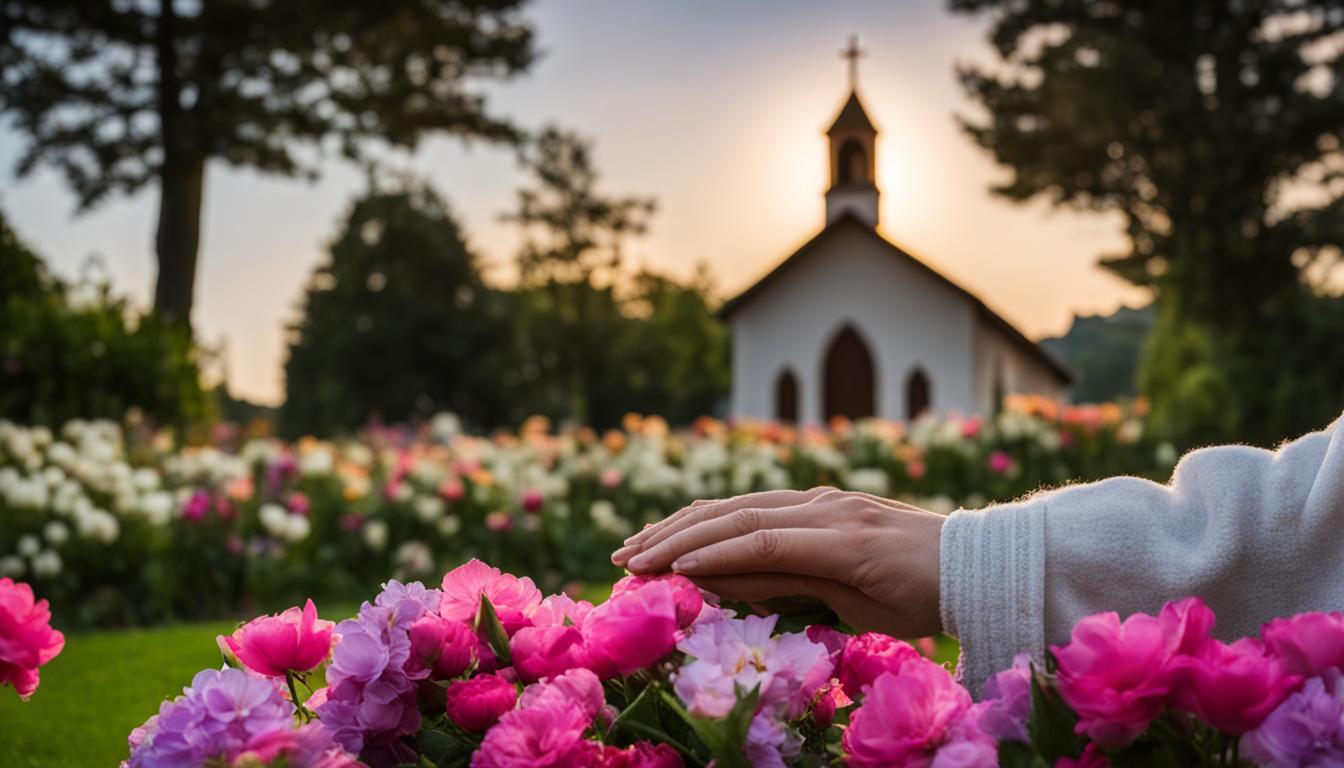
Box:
(118, 559, 1344, 767)
(0, 399, 1171, 628)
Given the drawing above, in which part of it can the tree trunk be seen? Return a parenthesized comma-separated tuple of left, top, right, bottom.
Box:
(153, 156, 205, 325)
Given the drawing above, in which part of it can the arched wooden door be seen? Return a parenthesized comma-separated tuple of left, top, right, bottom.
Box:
(823, 325, 875, 420)
(775, 369, 799, 423)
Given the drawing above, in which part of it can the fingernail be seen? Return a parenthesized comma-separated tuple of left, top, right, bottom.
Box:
(671, 555, 698, 573)
(627, 552, 651, 570)
(610, 545, 637, 565)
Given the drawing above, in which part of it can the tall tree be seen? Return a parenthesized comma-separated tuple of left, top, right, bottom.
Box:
(280, 180, 512, 437)
(952, 0, 1344, 444)
(503, 127, 655, 424)
(1, 0, 535, 325)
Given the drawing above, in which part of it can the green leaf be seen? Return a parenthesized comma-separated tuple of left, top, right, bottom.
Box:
(660, 686, 760, 768)
(1026, 666, 1083, 763)
(475, 594, 512, 666)
(998, 740, 1050, 768)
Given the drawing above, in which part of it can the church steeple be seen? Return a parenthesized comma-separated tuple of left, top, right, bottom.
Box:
(825, 36, 879, 228)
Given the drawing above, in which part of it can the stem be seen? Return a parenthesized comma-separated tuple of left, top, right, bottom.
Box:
(286, 669, 310, 722)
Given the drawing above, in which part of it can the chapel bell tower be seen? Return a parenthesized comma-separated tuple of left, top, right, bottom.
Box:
(825, 35, 880, 228)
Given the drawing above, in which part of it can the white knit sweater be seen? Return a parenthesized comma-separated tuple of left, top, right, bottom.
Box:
(939, 411, 1344, 696)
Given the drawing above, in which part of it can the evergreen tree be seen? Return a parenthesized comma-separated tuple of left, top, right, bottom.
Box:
(1, 0, 535, 326)
(280, 181, 512, 436)
(952, 0, 1344, 444)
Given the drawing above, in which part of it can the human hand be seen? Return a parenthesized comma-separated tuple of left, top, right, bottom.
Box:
(610, 487, 945, 638)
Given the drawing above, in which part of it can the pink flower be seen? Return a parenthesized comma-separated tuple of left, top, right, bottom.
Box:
(511, 625, 588, 682)
(842, 665, 972, 768)
(574, 741, 683, 767)
(839, 632, 924, 699)
(932, 704, 998, 768)
(987, 450, 1014, 474)
(0, 578, 64, 699)
(470, 692, 588, 767)
(439, 559, 542, 636)
(611, 573, 703, 628)
(519, 668, 605, 721)
(485, 512, 514, 532)
(446, 674, 517, 732)
(1056, 743, 1111, 768)
(1263, 611, 1344, 678)
(182, 490, 210, 522)
(440, 478, 466, 501)
(288, 492, 311, 517)
(219, 599, 334, 678)
(961, 418, 983, 439)
(520, 489, 544, 514)
(1050, 598, 1214, 747)
(906, 460, 927, 480)
(584, 581, 679, 678)
(806, 624, 849, 668)
(405, 613, 476, 680)
(1168, 637, 1300, 734)
(978, 653, 1033, 743)
(599, 468, 623, 489)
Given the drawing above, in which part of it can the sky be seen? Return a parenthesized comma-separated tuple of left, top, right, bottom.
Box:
(0, 0, 1149, 406)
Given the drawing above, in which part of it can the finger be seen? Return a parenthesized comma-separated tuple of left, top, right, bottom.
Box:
(625, 488, 832, 553)
(689, 573, 902, 635)
(670, 529, 858, 583)
(625, 502, 822, 574)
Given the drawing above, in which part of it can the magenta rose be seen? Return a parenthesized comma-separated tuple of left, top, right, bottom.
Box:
(511, 624, 589, 682)
(1168, 637, 1301, 734)
(219, 598, 334, 678)
(842, 663, 972, 768)
(611, 573, 703, 628)
(0, 578, 65, 699)
(574, 740, 684, 767)
(839, 632, 923, 699)
(446, 673, 518, 732)
(405, 613, 477, 680)
(1263, 611, 1344, 678)
(583, 581, 678, 678)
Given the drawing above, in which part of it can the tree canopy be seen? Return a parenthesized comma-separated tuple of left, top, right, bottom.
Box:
(1, 0, 536, 324)
(952, 0, 1344, 444)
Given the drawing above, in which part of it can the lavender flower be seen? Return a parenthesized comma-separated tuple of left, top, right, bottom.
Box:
(977, 653, 1033, 743)
(1242, 671, 1344, 765)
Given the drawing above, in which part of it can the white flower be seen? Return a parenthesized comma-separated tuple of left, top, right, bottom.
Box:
(285, 514, 311, 543)
(590, 500, 632, 537)
(43, 521, 70, 546)
(76, 508, 119, 544)
(32, 549, 62, 578)
(844, 468, 890, 497)
(1118, 419, 1144, 445)
(140, 491, 174, 526)
(437, 515, 462, 537)
(363, 520, 389, 551)
(923, 495, 957, 516)
(299, 447, 335, 476)
(962, 493, 987, 510)
(394, 540, 434, 577)
(392, 482, 413, 503)
(0, 555, 24, 578)
(413, 495, 445, 523)
(1156, 442, 1179, 467)
(16, 534, 41, 558)
(431, 412, 462, 442)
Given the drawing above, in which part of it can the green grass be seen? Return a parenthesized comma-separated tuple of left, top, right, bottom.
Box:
(0, 620, 236, 768)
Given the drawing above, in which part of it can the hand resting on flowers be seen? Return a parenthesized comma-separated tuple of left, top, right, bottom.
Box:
(610, 487, 945, 638)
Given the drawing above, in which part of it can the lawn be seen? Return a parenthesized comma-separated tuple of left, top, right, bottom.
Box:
(0, 620, 239, 768)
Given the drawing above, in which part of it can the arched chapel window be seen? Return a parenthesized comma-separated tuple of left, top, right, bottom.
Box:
(838, 139, 867, 185)
(775, 369, 799, 423)
(906, 368, 931, 421)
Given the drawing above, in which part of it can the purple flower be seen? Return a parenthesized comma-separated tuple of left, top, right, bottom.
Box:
(315, 584, 436, 755)
(1242, 671, 1344, 765)
(674, 614, 832, 719)
(977, 653, 1033, 743)
(125, 667, 296, 766)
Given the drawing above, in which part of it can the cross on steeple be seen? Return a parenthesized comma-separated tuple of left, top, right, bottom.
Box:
(840, 34, 865, 90)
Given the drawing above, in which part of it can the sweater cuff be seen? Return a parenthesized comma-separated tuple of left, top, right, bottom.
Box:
(939, 500, 1046, 697)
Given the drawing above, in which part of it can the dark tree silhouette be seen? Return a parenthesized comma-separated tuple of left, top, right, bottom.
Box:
(952, 0, 1344, 444)
(0, 0, 536, 325)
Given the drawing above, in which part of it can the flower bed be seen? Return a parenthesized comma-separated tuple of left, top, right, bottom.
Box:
(0, 398, 1171, 626)
(111, 560, 1344, 767)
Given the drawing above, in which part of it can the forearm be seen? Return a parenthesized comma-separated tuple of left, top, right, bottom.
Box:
(941, 412, 1344, 696)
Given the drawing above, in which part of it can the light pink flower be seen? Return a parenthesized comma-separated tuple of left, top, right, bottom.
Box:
(404, 613, 476, 680)
(439, 559, 542, 636)
(446, 673, 518, 732)
(1169, 637, 1300, 734)
(584, 581, 679, 678)
(0, 578, 64, 699)
(931, 703, 998, 768)
(219, 599, 334, 678)
(518, 668, 605, 721)
(843, 665, 972, 768)
(440, 478, 466, 501)
(599, 468, 623, 489)
(839, 632, 923, 699)
(611, 573, 703, 628)
(470, 693, 588, 767)
(1263, 611, 1344, 678)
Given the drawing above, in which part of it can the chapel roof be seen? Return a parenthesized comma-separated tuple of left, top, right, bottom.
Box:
(718, 212, 1073, 385)
(827, 91, 878, 136)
